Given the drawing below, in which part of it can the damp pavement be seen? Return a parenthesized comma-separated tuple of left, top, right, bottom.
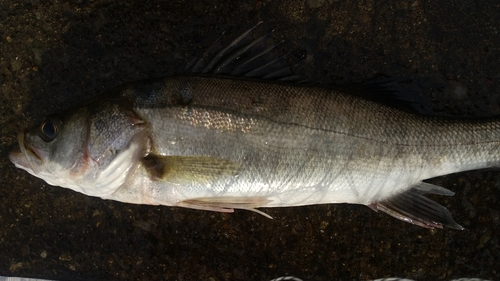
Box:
(0, 1, 499, 280)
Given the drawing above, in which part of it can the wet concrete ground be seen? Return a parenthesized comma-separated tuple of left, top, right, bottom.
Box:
(1, 1, 499, 280)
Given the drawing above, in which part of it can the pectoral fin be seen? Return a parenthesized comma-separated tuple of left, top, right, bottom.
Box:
(141, 154, 241, 184)
(178, 196, 273, 219)
(370, 182, 464, 230)
(142, 155, 272, 217)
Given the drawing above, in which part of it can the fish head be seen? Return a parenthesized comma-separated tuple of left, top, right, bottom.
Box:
(9, 102, 150, 197)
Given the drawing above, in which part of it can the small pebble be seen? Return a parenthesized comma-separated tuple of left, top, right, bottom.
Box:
(11, 60, 22, 72)
(59, 253, 72, 261)
(307, 0, 326, 8)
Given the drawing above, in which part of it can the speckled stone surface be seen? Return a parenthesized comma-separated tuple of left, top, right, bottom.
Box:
(0, 1, 499, 280)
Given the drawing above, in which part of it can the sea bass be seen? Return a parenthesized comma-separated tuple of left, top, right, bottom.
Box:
(9, 25, 500, 229)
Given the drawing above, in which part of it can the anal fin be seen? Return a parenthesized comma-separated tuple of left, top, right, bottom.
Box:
(178, 196, 273, 219)
(370, 182, 464, 230)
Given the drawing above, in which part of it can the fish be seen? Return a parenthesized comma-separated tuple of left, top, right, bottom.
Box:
(9, 23, 500, 229)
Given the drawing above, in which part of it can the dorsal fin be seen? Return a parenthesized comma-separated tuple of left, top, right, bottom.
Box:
(186, 24, 435, 114)
(331, 74, 434, 115)
(186, 22, 306, 82)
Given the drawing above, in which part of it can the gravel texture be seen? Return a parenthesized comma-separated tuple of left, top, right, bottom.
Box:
(0, 1, 499, 280)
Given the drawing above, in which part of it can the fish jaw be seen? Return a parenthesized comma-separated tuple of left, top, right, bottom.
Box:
(9, 151, 35, 175)
(9, 131, 47, 177)
(9, 129, 93, 193)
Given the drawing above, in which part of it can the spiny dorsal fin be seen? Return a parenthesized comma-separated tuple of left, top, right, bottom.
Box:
(186, 22, 305, 82)
(370, 182, 464, 230)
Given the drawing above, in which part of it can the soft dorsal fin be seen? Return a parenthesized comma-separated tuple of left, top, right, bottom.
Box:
(331, 75, 434, 115)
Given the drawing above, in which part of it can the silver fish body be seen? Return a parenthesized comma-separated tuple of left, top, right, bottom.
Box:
(127, 76, 500, 204)
(10, 74, 500, 228)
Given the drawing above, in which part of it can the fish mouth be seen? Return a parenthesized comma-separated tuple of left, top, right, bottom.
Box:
(9, 132, 45, 173)
(9, 150, 31, 171)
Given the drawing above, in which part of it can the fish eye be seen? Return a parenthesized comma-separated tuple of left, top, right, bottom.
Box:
(39, 118, 61, 142)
